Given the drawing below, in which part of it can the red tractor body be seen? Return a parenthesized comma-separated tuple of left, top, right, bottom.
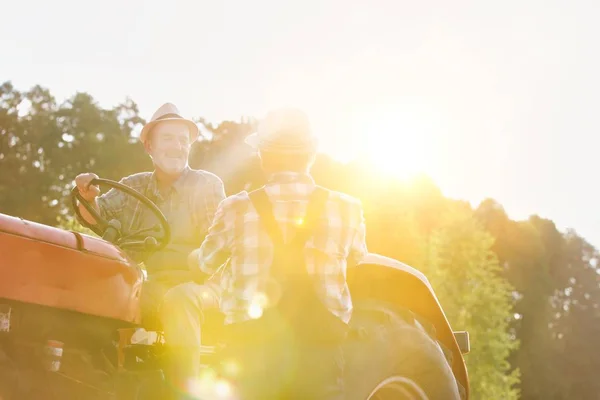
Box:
(0, 211, 470, 399)
(0, 213, 143, 325)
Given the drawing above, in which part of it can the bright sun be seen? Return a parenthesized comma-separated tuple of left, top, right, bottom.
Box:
(364, 128, 425, 179)
(349, 107, 434, 180)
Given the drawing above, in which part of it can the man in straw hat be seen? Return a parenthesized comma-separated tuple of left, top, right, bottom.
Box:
(189, 108, 369, 399)
(73, 103, 226, 392)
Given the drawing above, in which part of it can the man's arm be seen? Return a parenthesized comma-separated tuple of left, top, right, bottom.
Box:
(74, 173, 102, 226)
(189, 197, 232, 278)
(74, 173, 127, 228)
(348, 206, 368, 268)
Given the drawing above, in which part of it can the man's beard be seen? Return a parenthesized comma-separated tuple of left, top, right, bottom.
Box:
(152, 154, 188, 175)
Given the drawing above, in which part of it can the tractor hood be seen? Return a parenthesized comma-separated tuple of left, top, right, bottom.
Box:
(0, 213, 143, 324)
(0, 213, 130, 262)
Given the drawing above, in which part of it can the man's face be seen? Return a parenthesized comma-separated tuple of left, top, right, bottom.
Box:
(146, 121, 191, 175)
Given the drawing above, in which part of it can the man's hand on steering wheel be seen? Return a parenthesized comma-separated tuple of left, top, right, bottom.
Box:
(75, 172, 101, 202)
(71, 174, 171, 255)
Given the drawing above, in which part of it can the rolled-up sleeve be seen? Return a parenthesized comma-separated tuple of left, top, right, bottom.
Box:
(194, 198, 232, 276)
(74, 182, 128, 231)
(348, 206, 368, 268)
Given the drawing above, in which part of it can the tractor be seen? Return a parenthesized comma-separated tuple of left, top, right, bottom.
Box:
(0, 178, 470, 399)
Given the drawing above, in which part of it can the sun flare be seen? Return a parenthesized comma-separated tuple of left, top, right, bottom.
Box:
(349, 107, 435, 180)
(364, 134, 425, 179)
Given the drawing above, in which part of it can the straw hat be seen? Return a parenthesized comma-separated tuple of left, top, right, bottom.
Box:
(245, 108, 317, 154)
(139, 103, 199, 144)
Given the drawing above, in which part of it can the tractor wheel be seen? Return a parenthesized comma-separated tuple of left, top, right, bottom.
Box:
(344, 300, 463, 400)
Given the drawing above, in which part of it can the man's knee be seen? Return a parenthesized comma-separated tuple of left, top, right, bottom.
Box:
(162, 282, 202, 313)
(161, 282, 221, 314)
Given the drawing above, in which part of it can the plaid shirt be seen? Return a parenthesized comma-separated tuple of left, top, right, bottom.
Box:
(79, 166, 226, 273)
(194, 172, 368, 325)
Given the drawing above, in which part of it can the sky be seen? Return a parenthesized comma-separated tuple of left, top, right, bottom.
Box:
(1, 0, 599, 247)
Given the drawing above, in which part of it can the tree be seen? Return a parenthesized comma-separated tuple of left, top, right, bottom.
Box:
(475, 200, 562, 398)
(190, 117, 259, 195)
(426, 206, 520, 399)
(0, 81, 149, 226)
(476, 197, 600, 399)
(549, 231, 600, 399)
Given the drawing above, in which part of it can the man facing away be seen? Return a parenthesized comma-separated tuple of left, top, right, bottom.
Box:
(189, 108, 369, 399)
(73, 103, 226, 392)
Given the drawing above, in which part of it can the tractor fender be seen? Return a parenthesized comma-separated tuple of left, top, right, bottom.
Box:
(349, 254, 469, 398)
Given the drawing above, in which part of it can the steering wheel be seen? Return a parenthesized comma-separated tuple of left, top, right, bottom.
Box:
(70, 178, 171, 254)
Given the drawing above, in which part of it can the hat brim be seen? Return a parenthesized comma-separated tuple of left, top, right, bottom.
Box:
(244, 132, 260, 148)
(244, 132, 317, 154)
(139, 118, 200, 144)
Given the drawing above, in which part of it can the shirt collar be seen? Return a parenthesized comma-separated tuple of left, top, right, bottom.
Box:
(266, 171, 315, 186)
(147, 165, 191, 201)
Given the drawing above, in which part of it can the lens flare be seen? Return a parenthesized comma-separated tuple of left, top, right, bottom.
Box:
(221, 358, 241, 377)
(187, 369, 235, 399)
(248, 291, 269, 319)
(248, 303, 263, 319)
(215, 379, 232, 397)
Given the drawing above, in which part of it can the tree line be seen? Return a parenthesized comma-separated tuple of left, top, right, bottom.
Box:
(1, 81, 598, 399)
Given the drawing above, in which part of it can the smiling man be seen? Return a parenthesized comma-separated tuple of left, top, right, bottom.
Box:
(73, 103, 226, 393)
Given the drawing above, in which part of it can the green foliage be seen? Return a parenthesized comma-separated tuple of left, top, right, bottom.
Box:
(2, 81, 600, 399)
(425, 207, 520, 399)
(0, 82, 150, 226)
